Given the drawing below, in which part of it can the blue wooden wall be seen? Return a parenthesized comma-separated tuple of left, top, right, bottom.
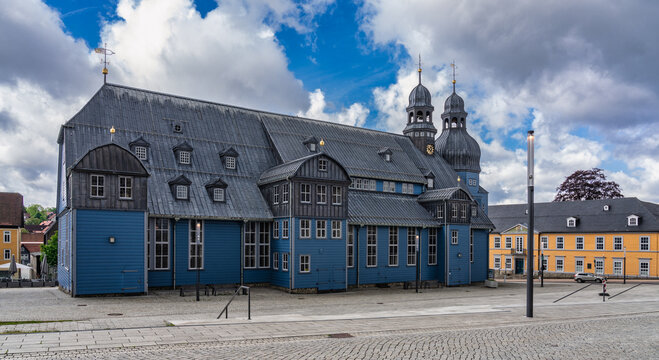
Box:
(471, 229, 489, 282)
(270, 218, 290, 289)
(292, 218, 346, 291)
(57, 210, 72, 292)
(446, 224, 471, 285)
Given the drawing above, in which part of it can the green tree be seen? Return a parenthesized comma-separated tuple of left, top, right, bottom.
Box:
(41, 231, 58, 267)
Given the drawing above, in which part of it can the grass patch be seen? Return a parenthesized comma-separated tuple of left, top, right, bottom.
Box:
(1, 330, 57, 335)
(0, 320, 73, 326)
(165, 321, 175, 327)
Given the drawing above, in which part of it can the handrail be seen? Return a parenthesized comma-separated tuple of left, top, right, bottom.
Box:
(217, 286, 251, 320)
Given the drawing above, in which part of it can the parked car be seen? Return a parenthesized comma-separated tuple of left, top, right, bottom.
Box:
(574, 273, 604, 283)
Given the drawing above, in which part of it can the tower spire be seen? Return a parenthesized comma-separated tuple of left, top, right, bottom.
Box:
(450, 61, 456, 93)
(418, 54, 422, 84)
(94, 44, 115, 84)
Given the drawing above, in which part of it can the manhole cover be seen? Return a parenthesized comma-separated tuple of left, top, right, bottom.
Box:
(328, 333, 353, 338)
(107, 313, 123, 316)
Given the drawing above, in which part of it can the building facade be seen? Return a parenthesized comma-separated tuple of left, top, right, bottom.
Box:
(56, 72, 493, 296)
(0, 193, 23, 268)
(489, 198, 659, 278)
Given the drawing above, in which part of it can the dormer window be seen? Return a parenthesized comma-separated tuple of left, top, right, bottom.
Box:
(226, 156, 236, 169)
(135, 146, 147, 160)
(168, 175, 191, 201)
(176, 185, 188, 199)
(603, 205, 610, 211)
(427, 178, 434, 189)
(627, 215, 639, 226)
(129, 136, 150, 161)
(378, 148, 393, 162)
(205, 178, 228, 203)
(173, 141, 193, 165)
(219, 147, 239, 170)
(567, 217, 577, 228)
(425, 171, 435, 189)
(179, 151, 190, 164)
(318, 158, 328, 172)
(213, 188, 225, 202)
(303, 136, 319, 152)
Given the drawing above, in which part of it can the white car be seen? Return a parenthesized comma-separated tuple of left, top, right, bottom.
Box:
(574, 273, 604, 283)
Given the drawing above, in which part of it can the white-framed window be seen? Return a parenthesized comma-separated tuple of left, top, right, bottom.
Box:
(259, 222, 270, 268)
(331, 220, 342, 239)
(614, 236, 623, 250)
(347, 225, 355, 268)
(383, 181, 396, 193)
(542, 257, 548, 271)
(494, 256, 501, 269)
(4, 249, 10, 260)
(318, 158, 328, 172)
(613, 260, 622, 275)
(300, 219, 311, 238)
(179, 151, 191, 164)
(299, 255, 310, 273)
(282, 219, 289, 238)
(349, 178, 377, 191)
(273, 185, 279, 204)
(135, 146, 147, 161)
(388, 226, 398, 266)
(225, 156, 236, 169)
(402, 183, 414, 194)
(3, 231, 10, 243)
(407, 227, 417, 266)
(429, 228, 437, 265)
(541, 236, 548, 249)
(282, 184, 289, 203)
(494, 237, 501, 249)
(244, 222, 257, 269)
(300, 183, 311, 203)
(213, 188, 225, 202)
(273, 252, 279, 270)
(90, 174, 105, 198)
(427, 178, 434, 189)
(596, 236, 604, 250)
(556, 257, 564, 272)
(594, 259, 604, 275)
(576, 237, 584, 250)
(331, 186, 342, 205)
(471, 205, 477, 217)
(451, 230, 459, 245)
(273, 221, 279, 238)
(575, 258, 584, 273)
(515, 236, 524, 254)
(316, 185, 327, 204)
(640, 236, 649, 251)
(316, 220, 326, 238)
(436, 204, 444, 219)
(119, 176, 133, 199)
(282, 252, 289, 272)
(556, 236, 564, 249)
(189, 220, 203, 270)
(505, 237, 512, 249)
(639, 260, 649, 276)
(567, 217, 576, 227)
(461, 204, 467, 219)
(367, 225, 377, 267)
(505, 256, 512, 270)
(176, 185, 188, 200)
(468, 178, 477, 186)
(452, 203, 458, 218)
(154, 218, 170, 270)
(627, 215, 638, 226)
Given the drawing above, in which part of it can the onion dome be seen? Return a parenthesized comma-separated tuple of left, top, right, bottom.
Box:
(444, 91, 465, 114)
(408, 83, 433, 108)
(436, 87, 480, 173)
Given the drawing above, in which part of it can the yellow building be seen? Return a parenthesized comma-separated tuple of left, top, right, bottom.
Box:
(0, 193, 24, 267)
(488, 198, 659, 279)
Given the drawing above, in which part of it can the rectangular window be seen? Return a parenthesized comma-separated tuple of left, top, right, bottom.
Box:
(505, 257, 512, 270)
(282, 219, 289, 238)
(135, 146, 147, 160)
(331, 220, 342, 239)
(244, 222, 256, 269)
(347, 225, 354, 268)
(318, 159, 327, 171)
(316, 220, 326, 238)
(452, 203, 458, 218)
(316, 185, 327, 204)
(556, 257, 564, 272)
(541, 236, 548, 249)
(628, 217, 638, 226)
(300, 219, 311, 238)
(213, 188, 225, 202)
(427, 178, 434, 189)
(273, 221, 279, 238)
(4, 249, 10, 260)
(225, 156, 236, 169)
(556, 236, 564, 249)
(494, 256, 501, 269)
(515, 236, 524, 254)
(3, 231, 10, 243)
(494, 237, 501, 249)
(542, 257, 548, 271)
(189, 220, 203, 270)
(176, 185, 188, 200)
(594, 259, 604, 275)
(613, 260, 622, 275)
(402, 183, 414, 194)
(640, 236, 649, 251)
(451, 230, 459, 245)
(179, 151, 191, 164)
(575, 258, 584, 273)
(407, 227, 417, 266)
(567, 218, 575, 227)
(461, 204, 467, 219)
(273, 252, 279, 270)
(90, 174, 105, 198)
(639, 261, 649, 276)
(437, 204, 444, 219)
(505, 237, 512, 249)
(282, 184, 289, 203)
(367, 225, 377, 267)
(300, 183, 311, 203)
(388, 226, 398, 266)
(596, 236, 604, 250)
(154, 218, 170, 270)
(273, 185, 279, 204)
(383, 181, 396, 192)
(428, 228, 437, 265)
(576, 237, 584, 250)
(282, 253, 289, 271)
(259, 222, 270, 268)
(614, 236, 623, 250)
(299, 255, 310, 273)
(331, 186, 342, 205)
(468, 178, 477, 186)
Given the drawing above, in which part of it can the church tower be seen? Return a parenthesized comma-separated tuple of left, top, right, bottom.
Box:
(403, 58, 437, 156)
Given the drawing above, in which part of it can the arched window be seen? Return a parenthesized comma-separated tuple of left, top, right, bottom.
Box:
(409, 112, 413, 124)
(451, 117, 458, 128)
(416, 111, 423, 122)
(461, 118, 465, 128)
(444, 119, 449, 129)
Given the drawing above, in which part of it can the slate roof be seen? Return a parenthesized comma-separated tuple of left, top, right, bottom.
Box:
(0, 192, 23, 227)
(258, 153, 321, 185)
(417, 187, 472, 203)
(348, 191, 438, 227)
(489, 198, 659, 233)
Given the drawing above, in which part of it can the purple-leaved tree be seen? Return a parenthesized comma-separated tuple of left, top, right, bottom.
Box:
(554, 168, 623, 202)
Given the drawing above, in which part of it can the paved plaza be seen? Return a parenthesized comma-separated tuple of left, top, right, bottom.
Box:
(1, 280, 658, 358)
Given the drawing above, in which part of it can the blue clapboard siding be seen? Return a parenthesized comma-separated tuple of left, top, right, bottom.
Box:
(172, 219, 241, 286)
(471, 229, 489, 282)
(75, 209, 145, 295)
(293, 218, 346, 291)
(270, 219, 290, 288)
(446, 224, 471, 285)
(57, 210, 72, 292)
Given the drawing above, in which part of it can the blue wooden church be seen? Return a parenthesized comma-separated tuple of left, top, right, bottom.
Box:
(56, 70, 493, 296)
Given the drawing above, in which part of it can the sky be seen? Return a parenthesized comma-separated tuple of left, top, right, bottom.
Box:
(1, 0, 658, 208)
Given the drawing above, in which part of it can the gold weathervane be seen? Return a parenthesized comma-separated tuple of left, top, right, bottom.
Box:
(94, 44, 115, 84)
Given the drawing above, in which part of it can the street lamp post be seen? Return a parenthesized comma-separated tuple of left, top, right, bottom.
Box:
(196, 221, 201, 302)
(526, 130, 535, 318)
(415, 234, 420, 293)
(623, 247, 626, 284)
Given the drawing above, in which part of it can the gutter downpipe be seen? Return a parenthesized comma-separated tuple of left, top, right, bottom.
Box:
(241, 219, 246, 290)
(357, 225, 362, 287)
(289, 180, 293, 292)
(172, 218, 179, 290)
(445, 201, 449, 287)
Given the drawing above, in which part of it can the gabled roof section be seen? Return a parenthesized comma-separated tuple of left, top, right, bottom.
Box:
(0, 192, 24, 227)
(205, 177, 228, 189)
(258, 153, 349, 185)
(172, 141, 193, 152)
(471, 207, 495, 229)
(349, 191, 437, 227)
(302, 136, 318, 145)
(417, 187, 473, 203)
(168, 175, 192, 186)
(129, 136, 150, 148)
(71, 143, 149, 177)
(377, 147, 393, 156)
(218, 147, 239, 158)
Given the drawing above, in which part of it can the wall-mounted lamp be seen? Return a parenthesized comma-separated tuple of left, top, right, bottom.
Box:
(109, 236, 116, 244)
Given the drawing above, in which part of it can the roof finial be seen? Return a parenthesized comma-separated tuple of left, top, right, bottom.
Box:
(450, 61, 457, 93)
(94, 43, 115, 84)
(418, 54, 422, 84)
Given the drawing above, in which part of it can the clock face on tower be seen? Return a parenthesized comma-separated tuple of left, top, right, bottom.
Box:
(426, 144, 434, 155)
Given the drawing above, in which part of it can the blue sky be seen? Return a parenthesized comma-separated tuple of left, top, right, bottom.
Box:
(1, 0, 658, 206)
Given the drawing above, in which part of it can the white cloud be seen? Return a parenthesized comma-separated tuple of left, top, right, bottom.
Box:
(298, 89, 369, 127)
